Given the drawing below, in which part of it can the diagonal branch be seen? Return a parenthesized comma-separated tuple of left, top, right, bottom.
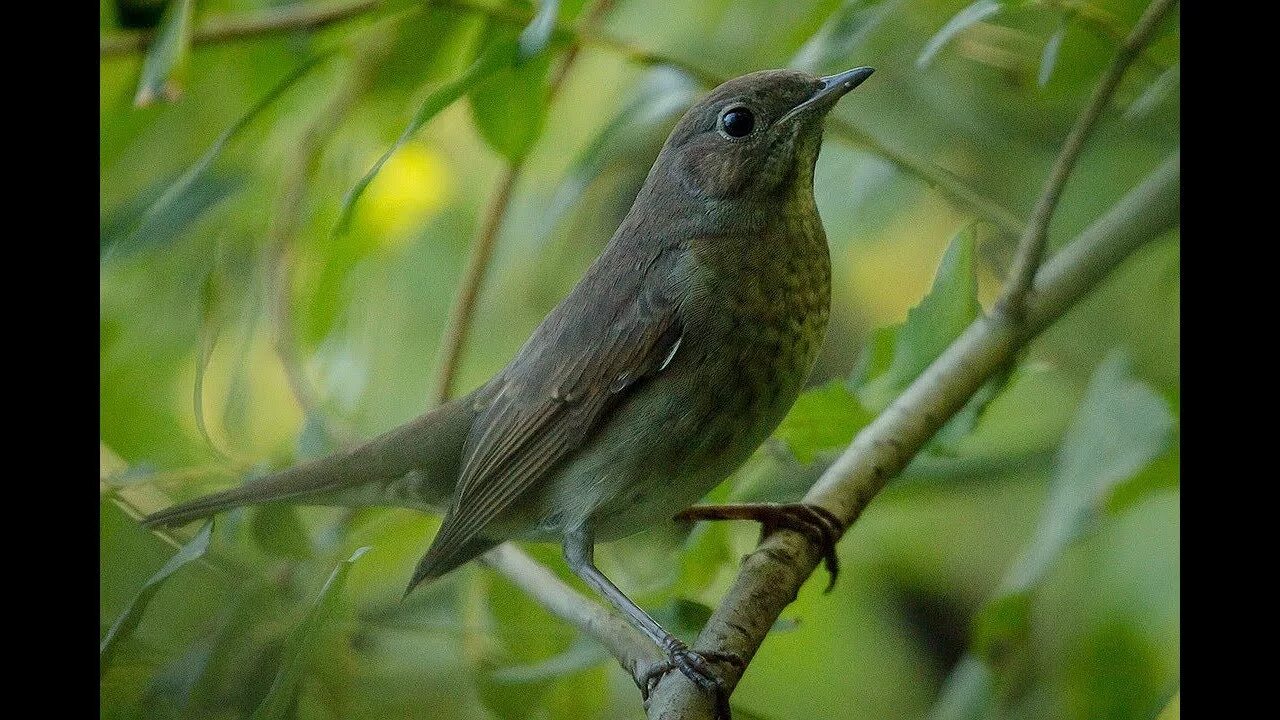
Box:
(997, 0, 1178, 318)
(646, 154, 1179, 718)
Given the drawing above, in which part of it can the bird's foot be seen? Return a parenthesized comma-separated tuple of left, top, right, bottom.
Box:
(675, 502, 844, 592)
(639, 637, 744, 719)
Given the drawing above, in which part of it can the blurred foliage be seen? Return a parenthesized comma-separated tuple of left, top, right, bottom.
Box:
(101, 0, 1179, 719)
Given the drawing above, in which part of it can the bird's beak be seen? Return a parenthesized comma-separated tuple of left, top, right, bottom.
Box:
(778, 66, 875, 126)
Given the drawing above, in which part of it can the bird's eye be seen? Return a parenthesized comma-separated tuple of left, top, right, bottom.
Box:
(719, 107, 755, 138)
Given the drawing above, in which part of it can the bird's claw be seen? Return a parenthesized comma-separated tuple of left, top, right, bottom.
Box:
(675, 502, 844, 592)
(638, 638, 744, 719)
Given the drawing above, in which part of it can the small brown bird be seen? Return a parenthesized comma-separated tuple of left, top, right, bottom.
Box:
(146, 65, 874, 716)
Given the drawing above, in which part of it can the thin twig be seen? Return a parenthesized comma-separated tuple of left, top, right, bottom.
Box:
(431, 0, 615, 405)
(646, 153, 1179, 718)
(996, 0, 1177, 319)
(266, 42, 390, 445)
(100, 0, 381, 57)
(431, 165, 522, 405)
(482, 544, 661, 679)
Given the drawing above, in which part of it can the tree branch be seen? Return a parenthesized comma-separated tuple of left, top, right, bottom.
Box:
(100, 0, 381, 57)
(997, 0, 1177, 318)
(646, 154, 1179, 718)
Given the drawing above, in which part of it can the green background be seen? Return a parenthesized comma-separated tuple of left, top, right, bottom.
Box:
(100, 1, 1180, 718)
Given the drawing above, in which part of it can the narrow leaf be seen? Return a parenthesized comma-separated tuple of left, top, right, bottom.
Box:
(518, 0, 561, 60)
(538, 67, 698, 242)
(335, 39, 514, 236)
(1038, 14, 1070, 87)
(134, 0, 195, 106)
(101, 520, 215, 674)
(917, 0, 1003, 69)
(790, 0, 898, 74)
(251, 546, 371, 720)
(106, 53, 333, 263)
(193, 264, 231, 462)
(1124, 62, 1179, 122)
(972, 351, 1173, 663)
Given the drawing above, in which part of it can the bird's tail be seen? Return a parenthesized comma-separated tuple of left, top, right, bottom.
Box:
(143, 389, 484, 529)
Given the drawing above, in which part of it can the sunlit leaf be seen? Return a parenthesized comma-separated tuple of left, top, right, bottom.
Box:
(134, 0, 194, 106)
(917, 0, 1003, 69)
(251, 546, 371, 720)
(1157, 691, 1180, 720)
(101, 520, 215, 675)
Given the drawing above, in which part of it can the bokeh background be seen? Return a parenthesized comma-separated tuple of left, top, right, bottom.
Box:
(100, 1, 1180, 718)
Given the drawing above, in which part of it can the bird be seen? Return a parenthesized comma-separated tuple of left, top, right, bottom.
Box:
(144, 65, 875, 716)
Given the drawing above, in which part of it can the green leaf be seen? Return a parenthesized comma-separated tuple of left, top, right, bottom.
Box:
(848, 323, 899, 389)
(774, 380, 876, 463)
(105, 53, 332, 263)
(972, 351, 1173, 664)
(859, 226, 981, 409)
(1038, 14, 1070, 87)
(517, 0, 561, 59)
(1157, 691, 1180, 720)
(470, 25, 554, 163)
(335, 38, 514, 235)
(926, 653, 994, 720)
(251, 546, 371, 720)
(134, 0, 194, 106)
(790, 0, 898, 74)
(101, 520, 215, 675)
(917, 0, 1003, 69)
(100, 172, 241, 262)
(249, 506, 315, 560)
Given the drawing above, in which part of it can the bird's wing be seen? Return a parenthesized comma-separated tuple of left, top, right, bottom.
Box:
(408, 239, 689, 586)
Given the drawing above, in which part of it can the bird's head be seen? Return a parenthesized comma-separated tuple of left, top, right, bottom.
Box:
(650, 67, 874, 207)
